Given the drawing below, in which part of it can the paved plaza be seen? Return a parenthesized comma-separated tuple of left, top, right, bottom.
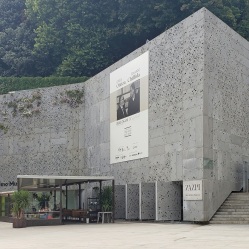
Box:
(1, 221, 249, 248)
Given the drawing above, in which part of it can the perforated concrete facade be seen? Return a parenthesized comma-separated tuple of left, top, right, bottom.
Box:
(0, 8, 248, 221)
(201, 10, 249, 220)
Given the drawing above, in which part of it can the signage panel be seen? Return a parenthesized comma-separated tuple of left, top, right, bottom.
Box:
(183, 180, 203, 200)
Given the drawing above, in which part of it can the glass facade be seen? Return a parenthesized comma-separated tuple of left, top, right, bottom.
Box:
(24, 191, 61, 221)
(0, 195, 11, 218)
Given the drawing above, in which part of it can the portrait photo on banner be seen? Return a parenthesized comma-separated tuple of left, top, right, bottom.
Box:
(116, 79, 140, 121)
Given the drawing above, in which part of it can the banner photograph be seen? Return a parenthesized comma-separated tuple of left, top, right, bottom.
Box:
(110, 51, 149, 164)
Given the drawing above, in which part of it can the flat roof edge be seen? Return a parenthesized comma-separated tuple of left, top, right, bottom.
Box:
(0, 191, 15, 195)
(17, 175, 114, 180)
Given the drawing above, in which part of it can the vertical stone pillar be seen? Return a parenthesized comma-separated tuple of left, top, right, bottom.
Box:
(126, 184, 139, 220)
(140, 182, 155, 220)
(114, 185, 126, 219)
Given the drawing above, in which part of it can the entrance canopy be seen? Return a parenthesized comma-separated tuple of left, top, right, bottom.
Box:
(17, 175, 114, 190)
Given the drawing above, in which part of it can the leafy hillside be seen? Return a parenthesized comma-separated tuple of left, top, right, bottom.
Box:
(0, 0, 249, 78)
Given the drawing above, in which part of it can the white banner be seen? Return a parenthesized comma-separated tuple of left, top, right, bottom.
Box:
(110, 52, 149, 164)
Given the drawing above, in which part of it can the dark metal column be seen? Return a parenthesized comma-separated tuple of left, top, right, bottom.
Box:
(99, 181, 102, 211)
(59, 181, 62, 224)
(7, 194, 11, 217)
(66, 185, 68, 209)
(243, 161, 249, 192)
(17, 178, 20, 191)
(53, 190, 56, 210)
(79, 183, 81, 209)
(112, 180, 115, 223)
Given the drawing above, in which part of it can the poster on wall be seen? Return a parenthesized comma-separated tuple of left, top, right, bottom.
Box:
(183, 180, 203, 201)
(110, 51, 149, 164)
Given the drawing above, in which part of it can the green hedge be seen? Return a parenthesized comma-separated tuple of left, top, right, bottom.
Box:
(0, 76, 88, 95)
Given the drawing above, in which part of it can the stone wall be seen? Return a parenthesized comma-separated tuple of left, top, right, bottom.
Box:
(156, 181, 182, 221)
(83, 8, 206, 221)
(126, 184, 139, 219)
(202, 10, 249, 220)
(141, 182, 155, 220)
(83, 8, 206, 185)
(0, 85, 85, 192)
(114, 185, 126, 219)
(0, 8, 248, 221)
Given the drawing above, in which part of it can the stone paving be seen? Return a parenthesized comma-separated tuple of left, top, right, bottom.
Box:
(1, 221, 249, 248)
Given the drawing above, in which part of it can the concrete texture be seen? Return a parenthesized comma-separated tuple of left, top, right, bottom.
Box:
(156, 181, 182, 221)
(200, 9, 249, 221)
(1, 221, 249, 249)
(114, 185, 126, 219)
(141, 182, 155, 220)
(126, 184, 139, 220)
(1, 8, 249, 222)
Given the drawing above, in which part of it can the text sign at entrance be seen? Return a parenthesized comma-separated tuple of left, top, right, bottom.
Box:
(183, 180, 203, 200)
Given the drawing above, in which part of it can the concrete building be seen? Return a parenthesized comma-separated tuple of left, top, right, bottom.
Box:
(0, 8, 249, 222)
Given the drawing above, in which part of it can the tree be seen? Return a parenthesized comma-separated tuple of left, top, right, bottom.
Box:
(26, 0, 184, 76)
(100, 186, 113, 212)
(180, 0, 249, 39)
(2, 0, 249, 77)
(0, 23, 37, 76)
(0, 0, 37, 76)
(0, 0, 25, 32)
(26, 0, 116, 76)
(11, 190, 31, 219)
